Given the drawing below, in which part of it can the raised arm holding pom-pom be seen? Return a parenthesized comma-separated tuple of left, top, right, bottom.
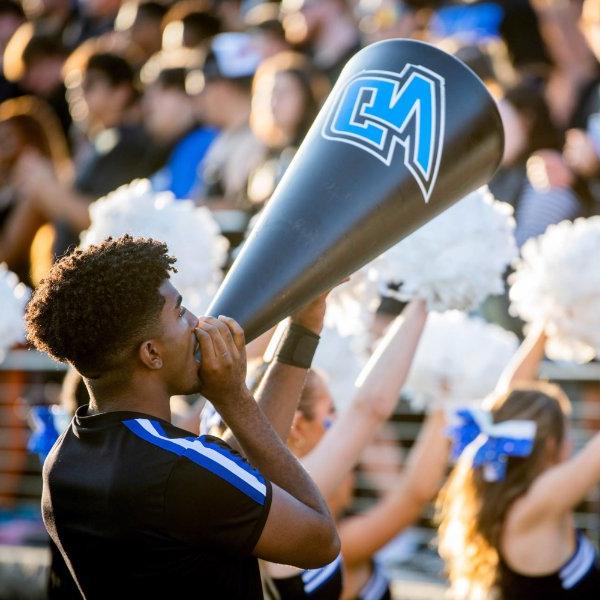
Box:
(265, 299, 451, 599)
(495, 322, 548, 393)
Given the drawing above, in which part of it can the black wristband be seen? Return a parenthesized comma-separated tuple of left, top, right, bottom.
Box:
(274, 323, 320, 369)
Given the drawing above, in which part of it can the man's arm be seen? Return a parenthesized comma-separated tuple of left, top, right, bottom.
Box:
(195, 316, 339, 568)
(252, 294, 327, 439)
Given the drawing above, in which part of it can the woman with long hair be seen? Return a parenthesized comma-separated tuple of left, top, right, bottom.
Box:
(0, 95, 72, 285)
(247, 51, 329, 208)
(437, 376, 600, 599)
(261, 299, 449, 599)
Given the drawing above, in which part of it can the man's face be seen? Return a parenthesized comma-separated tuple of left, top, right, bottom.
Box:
(155, 280, 202, 395)
(81, 69, 114, 121)
(143, 83, 194, 142)
(23, 55, 65, 96)
(194, 78, 228, 127)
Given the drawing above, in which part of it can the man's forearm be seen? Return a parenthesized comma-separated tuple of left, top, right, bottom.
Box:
(225, 318, 320, 446)
(253, 315, 322, 439)
(222, 360, 307, 449)
(254, 361, 308, 440)
(219, 388, 331, 517)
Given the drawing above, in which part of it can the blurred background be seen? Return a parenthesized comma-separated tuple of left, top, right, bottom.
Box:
(1, 0, 600, 598)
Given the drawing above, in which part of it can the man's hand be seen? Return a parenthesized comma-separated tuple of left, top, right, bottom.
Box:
(290, 294, 327, 335)
(194, 316, 248, 405)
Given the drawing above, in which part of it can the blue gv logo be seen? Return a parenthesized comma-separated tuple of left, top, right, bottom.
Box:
(322, 64, 445, 203)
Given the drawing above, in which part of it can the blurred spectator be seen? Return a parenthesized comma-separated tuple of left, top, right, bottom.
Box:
(0, 0, 22, 54)
(449, 38, 518, 97)
(72, 0, 121, 45)
(3, 25, 71, 133)
(244, 2, 291, 59)
(281, 0, 361, 82)
(187, 31, 265, 246)
(248, 51, 327, 206)
(429, 0, 551, 71)
(141, 49, 218, 199)
(0, 96, 71, 285)
(161, 0, 222, 50)
(530, 0, 598, 127)
(579, 0, 600, 69)
(21, 0, 81, 50)
(213, 0, 244, 31)
(354, 0, 418, 45)
(0, 0, 24, 100)
(564, 123, 600, 182)
(13, 51, 165, 257)
(562, 0, 600, 212)
(115, 1, 167, 63)
(491, 79, 583, 248)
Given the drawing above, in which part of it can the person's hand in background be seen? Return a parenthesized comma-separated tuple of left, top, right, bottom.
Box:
(564, 128, 600, 178)
(12, 150, 57, 202)
(527, 149, 575, 190)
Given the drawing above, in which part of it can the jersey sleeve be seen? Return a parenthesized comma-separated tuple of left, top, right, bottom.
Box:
(163, 435, 272, 555)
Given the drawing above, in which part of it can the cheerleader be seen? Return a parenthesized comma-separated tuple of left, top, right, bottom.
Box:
(437, 328, 600, 599)
(264, 299, 449, 599)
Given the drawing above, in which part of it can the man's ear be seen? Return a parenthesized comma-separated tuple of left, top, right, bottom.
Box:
(138, 339, 163, 370)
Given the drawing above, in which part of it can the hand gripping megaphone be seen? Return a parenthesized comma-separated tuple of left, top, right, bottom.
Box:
(207, 39, 504, 340)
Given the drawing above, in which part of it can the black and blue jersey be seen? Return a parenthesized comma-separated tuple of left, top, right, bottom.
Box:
(42, 406, 272, 599)
(273, 553, 343, 599)
(499, 531, 600, 599)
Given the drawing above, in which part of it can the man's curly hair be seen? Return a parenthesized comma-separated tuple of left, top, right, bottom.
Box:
(25, 235, 177, 378)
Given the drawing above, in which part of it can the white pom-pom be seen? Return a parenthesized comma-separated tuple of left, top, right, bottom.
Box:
(0, 264, 29, 362)
(81, 180, 229, 314)
(510, 217, 600, 363)
(376, 187, 518, 312)
(324, 261, 382, 338)
(313, 325, 365, 410)
(405, 311, 518, 410)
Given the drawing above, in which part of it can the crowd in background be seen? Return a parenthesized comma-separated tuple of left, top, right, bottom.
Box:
(2, 0, 600, 598)
(0, 0, 598, 292)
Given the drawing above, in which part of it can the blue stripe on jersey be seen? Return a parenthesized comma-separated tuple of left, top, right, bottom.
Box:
(152, 421, 267, 485)
(560, 534, 597, 590)
(359, 562, 389, 600)
(302, 553, 343, 594)
(123, 419, 267, 505)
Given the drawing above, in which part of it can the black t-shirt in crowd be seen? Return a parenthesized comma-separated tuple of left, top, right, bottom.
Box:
(53, 124, 169, 258)
(42, 406, 272, 599)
